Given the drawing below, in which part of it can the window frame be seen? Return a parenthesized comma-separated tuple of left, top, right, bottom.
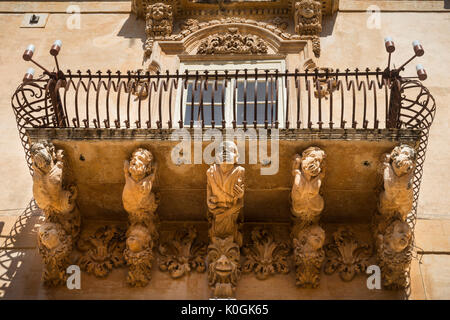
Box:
(174, 59, 287, 128)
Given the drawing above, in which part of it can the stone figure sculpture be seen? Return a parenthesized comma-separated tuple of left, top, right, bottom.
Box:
(206, 141, 245, 246)
(378, 144, 416, 221)
(206, 141, 244, 298)
(291, 146, 326, 230)
(376, 220, 413, 289)
(292, 224, 325, 288)
(31, 140, 80, 286)
(122, 147, 159, 286)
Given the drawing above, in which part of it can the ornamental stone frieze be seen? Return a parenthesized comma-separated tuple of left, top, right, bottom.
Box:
(31, 140, 81, 286)
(122, 147, 160, 286)
(206, 141, 244, 298)
(242, 228, 290, 280)
(197, 28, 269, 55)
(375, 144, 416, 290)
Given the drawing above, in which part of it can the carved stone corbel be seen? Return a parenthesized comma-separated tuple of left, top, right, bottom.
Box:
(294, 0, 323, 36)
(375, 144, 416, 289)
(158, 226, 207, 278)
(206, 141, 244, 298)
(292, 224, 325, 288)
(242, 228, 290, 280)
(122, 147, 159, 286)
(324, 227, 372, 282)
(77, 226, 125, 278)
(207, 236, 240, 299)
(31, 140, 81, 286)
(144, 2, 173, 57)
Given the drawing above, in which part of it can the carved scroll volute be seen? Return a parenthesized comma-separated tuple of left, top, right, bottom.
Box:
(290, 146, 326, 288)
(206, 141, 244, 298)
(31, 140, 80, 286)
(375, 144, 416, 289)
(144, 2, 173, 57)
(122, 148, 159, 287)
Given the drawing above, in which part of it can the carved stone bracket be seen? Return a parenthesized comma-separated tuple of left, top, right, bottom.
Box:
(375, 144, 416, 289)
(77, 226, 126, 278)
(122, 147, 160, 287)
(242, 228, 290, 280)
(294, 0, 322, 36)
(31, 140, 81, 286)
(197, 28, 268, 55)
(206, 141, 244, 298)
(292, 224, 325, 288)
(158, 226, 207, 278)
(324, 227, 372, 282)
(144, 2, 174, 57)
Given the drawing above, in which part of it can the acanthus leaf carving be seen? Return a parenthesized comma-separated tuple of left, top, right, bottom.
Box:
(77, 226, 126, 278)
(197, 28, 268, 55)
(324, 227, 372, 282)
(158, 226, 207, 278)
(242, 228, 290, 280)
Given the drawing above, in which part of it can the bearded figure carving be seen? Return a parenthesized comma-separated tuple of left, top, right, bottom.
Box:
(378, 145, 416, 221)
(291, 147, 326, 231)
(207, 237, 240, 298)
(122, 147, 159, 286)
(31, 140, 80, 286)
(295, 0, 322, 36)
(124, 224, 154, 287)
(376, 220, 412, 290)
(37, 222, 72, 286)
(292, 224, 325, 288)
(206, 141, 245, 246)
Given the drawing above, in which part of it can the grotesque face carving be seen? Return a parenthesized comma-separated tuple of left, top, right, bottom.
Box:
(300, 1, 318, 19)
(150, 3, 171, 21)
(126, 224, 151, 253)
(390, 145, 416, 177)
(385, 220, 412, 253)
(295, 225, 325, 252)
(207, 237, 239, 280)
(38, 222, 64, 250)
(216, 141, 239, 166)
(31, 141, 55, 173)
(301, 146, 325, 177)
(129, 148, 153, 182)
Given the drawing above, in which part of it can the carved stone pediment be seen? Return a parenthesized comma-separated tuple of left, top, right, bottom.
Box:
(197, 28, 269, 55)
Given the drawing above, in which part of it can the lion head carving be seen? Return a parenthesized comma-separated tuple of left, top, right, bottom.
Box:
(388, 144, 416, 177)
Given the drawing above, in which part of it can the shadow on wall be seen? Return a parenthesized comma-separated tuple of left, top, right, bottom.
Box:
(445, 0, 450, 9)
(117, 14, 146, 44)
(321, 12, 338, 37)
(0, 199, 44, 299)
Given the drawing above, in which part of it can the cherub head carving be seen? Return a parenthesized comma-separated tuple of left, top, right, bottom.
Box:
(293, 146, 326, 178)
(215, 141, 239, 168)
(207, 236, 240, 284)
(383, 220, 412, 253)
(38, 222, 68, 251)
(31, 140, 56, 174)
(128, 148, 153, 182)
(293, 224, 325, 254)
(126, 224, 152, 253)
(389, 145, 416, 177)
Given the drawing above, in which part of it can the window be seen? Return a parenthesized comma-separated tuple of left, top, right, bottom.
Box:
(176, 60, 286, 128)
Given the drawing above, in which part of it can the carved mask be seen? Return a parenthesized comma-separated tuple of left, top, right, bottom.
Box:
(151, 4, 166, 21)
(126, 225, 151, 253)
(208, 237, 239, 280)
(39, 223, 62, 250)
(31, 142, 54, 173)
